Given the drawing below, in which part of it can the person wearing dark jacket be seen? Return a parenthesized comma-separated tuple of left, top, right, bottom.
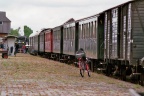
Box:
(75, 48, 87, 70)
(14, 43, 19, 56)
(75, 48, 86, 61)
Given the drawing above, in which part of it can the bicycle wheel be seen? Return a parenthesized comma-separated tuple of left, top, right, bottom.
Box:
(80, 69, 84, 77)
(87, 70, 90, 77)
(86, 64, 90, 77)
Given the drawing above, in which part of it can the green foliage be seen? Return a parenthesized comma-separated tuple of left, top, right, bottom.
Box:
(9, 27, 20, 36)
(24, 26, 33, 37)
(10, 26, 33, 37)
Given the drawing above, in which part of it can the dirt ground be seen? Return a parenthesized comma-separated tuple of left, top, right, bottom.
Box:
(0, 53, 144, 96)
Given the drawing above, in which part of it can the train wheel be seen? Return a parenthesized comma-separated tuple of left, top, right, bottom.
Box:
(80, 69, 84, 77)
(4, 53, 8, 59)
(3, 53, 8, 59)
(87, 70, 90, 77)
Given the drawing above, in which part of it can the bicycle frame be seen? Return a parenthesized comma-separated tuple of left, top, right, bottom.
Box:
(78, 58, 90, 77)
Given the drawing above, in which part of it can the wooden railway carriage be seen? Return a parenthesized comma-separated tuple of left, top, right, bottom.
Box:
(44, 29, 53, 58)
(77, 15, 104, 60)
(75, 14, 105, 71)
(29, 32, 40, 55)
(38, 29, 46, 56)
(52, 26, 63, 60)
(63, 19, 76, 61)
(102, 0, 144, 83)
(104, 0, 144, 65)
(29, 33, 34, 50)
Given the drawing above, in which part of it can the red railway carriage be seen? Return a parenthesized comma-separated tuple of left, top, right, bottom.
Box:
(45, 29, 53, 58)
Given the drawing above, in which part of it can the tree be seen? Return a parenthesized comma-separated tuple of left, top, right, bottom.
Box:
(9, 27, 21, 36)
(24, 26, 33, 37)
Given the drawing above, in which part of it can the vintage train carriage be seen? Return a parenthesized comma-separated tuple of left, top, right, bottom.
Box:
(29, 33, 34, 50)
(44, 28, 53, 58)
(104, 7, 121, 64)
(38, 29, 46, 56)
(29, 32, 40, 55)
(63, 19, 76, 60)
(52, 25, 63, 60)
(75, 14, 105, 71)
(104, 0, 144, 65)
(76, 14, 104, 60)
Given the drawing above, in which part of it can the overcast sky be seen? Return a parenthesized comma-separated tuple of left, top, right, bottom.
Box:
(0, 0, 130, 35)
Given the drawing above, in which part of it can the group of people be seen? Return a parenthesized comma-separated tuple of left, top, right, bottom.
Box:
(14, 43, 28, 56)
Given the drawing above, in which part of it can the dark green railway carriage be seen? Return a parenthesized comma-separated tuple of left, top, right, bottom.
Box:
(103, 0, 144, 84)
(104, 0, 144, 66)
(62, 19, 76, 61)
(75, 14, 105, 70)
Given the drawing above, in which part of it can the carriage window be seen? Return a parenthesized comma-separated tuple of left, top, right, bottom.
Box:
(94, 21, 97, 38)
(54, 32, 55, 40)
(71, 27, 73, 39)
(66, 28, 68, 40)
(55, 32, 57, 40)
(56, 31, 57, 40)
(69, 27, 70, 39)
(67, 28, 68, 40)
(70, 27, 72, 39)
(59, 30, 61, 40)
(64, 28, 66, 40)
(57, 31, 59, 40)
(63, 28, 65, 40)
(59, 30, 60, 40)
(83, 24, 84, 39)
(69, 27, 71, 39)
(84, 24, 86, 39)
(63, 29, 65, 39)
(73, 27, 75, 39)
(88, 23, 90, 38)
(71, 27, 74, 39)
(65, 28, 66, 40)
(68, 28, 70, 39)
(88, 23, 89, 38)
(89, 23, 91, 38)
(72, 27, 74, 39)
(85, 23, 87, 38)
(82, 24, 84, 39)
(91, 22, 93, 38)
(78, 25, 80, 39)
(86, 23, 89, 38)
(82, 24, 85, 38)
(85, 24, 87, 38)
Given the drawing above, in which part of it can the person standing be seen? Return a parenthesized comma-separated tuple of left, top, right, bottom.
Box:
(22, 45, 26, 53)
(75, 48, 86, 61)
(14, 43, 19, 56)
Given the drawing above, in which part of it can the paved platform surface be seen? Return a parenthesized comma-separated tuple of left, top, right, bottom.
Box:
(0, 79, 130, 96)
